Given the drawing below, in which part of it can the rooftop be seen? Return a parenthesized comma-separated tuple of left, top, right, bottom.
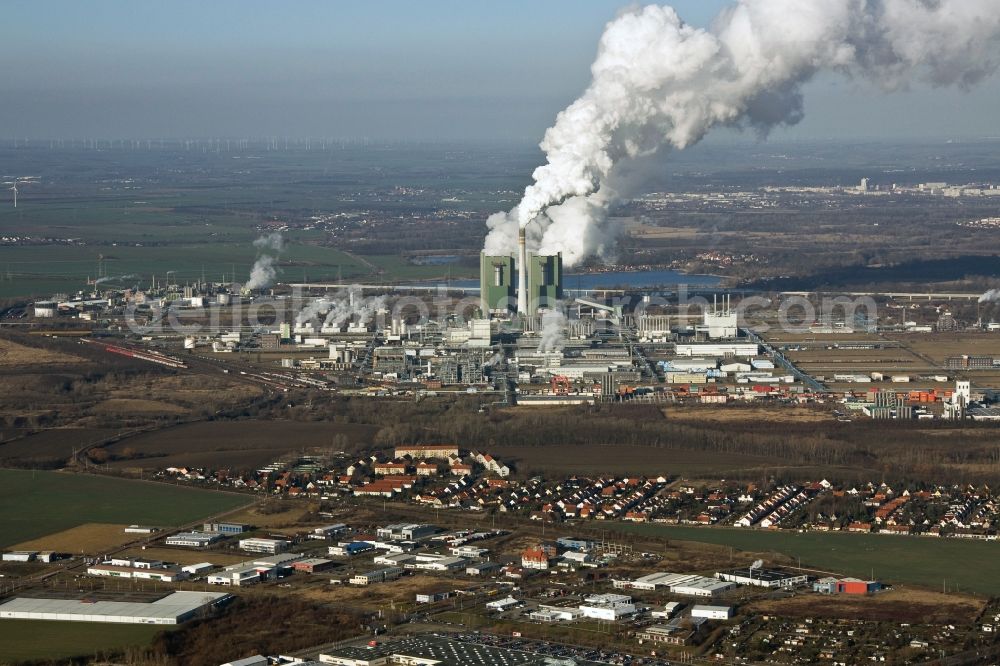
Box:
(0, 591, 229, 624)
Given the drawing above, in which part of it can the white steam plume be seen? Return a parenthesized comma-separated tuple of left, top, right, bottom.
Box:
(537, 308, 568, 353)
(94, 274, 136, 286)
(247, 233, 284, 290)
(293, 285, 387, 330)
(979, 289, 1000, 304)
(296, 296, 335, 326)
(484, 0, 1000, 266)
(247, 255, 278, 290)
(482, 351, 505, 368)
(252, 232, 285, 252)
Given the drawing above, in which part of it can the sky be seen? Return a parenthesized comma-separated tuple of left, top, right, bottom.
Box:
(1, 0, 998, 142)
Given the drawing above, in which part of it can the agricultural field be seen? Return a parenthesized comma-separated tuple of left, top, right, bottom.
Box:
(10, 523, 139, 554)
(617, 523, 1000, 597)
(0, 428, 120, 463)
(487, 442, 787, 477)
(0, 469, 251, 548)
(0, 619, 162, 664)
(104, 420, 380, 471)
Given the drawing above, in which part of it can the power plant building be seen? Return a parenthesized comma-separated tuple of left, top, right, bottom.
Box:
(529, 252, 563, 311)
(479, 249, 563, 316)
(480, 254, 516, 315)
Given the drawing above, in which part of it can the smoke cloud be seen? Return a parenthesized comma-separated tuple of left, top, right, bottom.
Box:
(294, 284, 387, 330)
(246, 233, 284, 290)
(537, 308, 568, 353)
(484, 0, 1000, 266)
(979, 289, 1000, 304)
(482, 351, 505, 368)
(252, 232, 285, 253)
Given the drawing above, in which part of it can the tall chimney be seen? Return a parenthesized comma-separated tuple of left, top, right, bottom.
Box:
(517, 226, 528, 315)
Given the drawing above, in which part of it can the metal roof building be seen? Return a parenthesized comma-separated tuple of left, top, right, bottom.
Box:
(0, 591, 230, 625)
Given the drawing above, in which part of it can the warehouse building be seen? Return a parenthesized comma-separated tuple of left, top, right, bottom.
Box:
(291, 558, 337, 574)
(376, 523, 437, 541)
(615, 572, 734, 597)
(579, 593, 636, 621)
(2, 551, 37, 562)
(310, 524, 349, 539)
(716, 568, 808, 589)
(405, 553, 466, 572)
(675, 343, 759, 358)
(0, 591, 230, 625)
(239, 538, 291, 554)
(328, 541, 374, 557)
(349, 566, 403, 586)
(87, 559, 189, 582)
(165, 531, 224, 548)
(207, 566, 269, 587)
(813, 577, 883, 595)
(691, 604, 733, 620)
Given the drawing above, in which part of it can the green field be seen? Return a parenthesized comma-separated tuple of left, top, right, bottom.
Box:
(0, 470, 251, 548)
(0, 242, 377, 299)
(0, 619, 162, 664)
(618, 523, 1000, 597)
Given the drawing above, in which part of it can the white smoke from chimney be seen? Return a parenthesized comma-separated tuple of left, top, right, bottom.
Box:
(537, 308, 568, 353)
(94, 274, 136, 286)
(293, 285, 388, 330)
(247, 232, 284, 290)
(484, 0, 1000, 266)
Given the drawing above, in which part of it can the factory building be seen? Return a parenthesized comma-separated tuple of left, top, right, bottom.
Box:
(700, 295, 738, 339)
(0, 591, 229, 625)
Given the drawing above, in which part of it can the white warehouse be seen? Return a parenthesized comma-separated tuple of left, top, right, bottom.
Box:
(0, 591, 230, 625)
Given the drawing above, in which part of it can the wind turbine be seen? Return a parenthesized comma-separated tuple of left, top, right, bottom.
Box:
(4, 177, 38, 208)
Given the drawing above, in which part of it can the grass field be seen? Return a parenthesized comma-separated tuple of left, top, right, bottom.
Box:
(0, 619, 162, 664)
(616, 523, 1000, 597)
(0, 470, 251, 548)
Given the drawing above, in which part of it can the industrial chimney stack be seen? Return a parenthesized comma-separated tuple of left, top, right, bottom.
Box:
(517, 226, 528, 315)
